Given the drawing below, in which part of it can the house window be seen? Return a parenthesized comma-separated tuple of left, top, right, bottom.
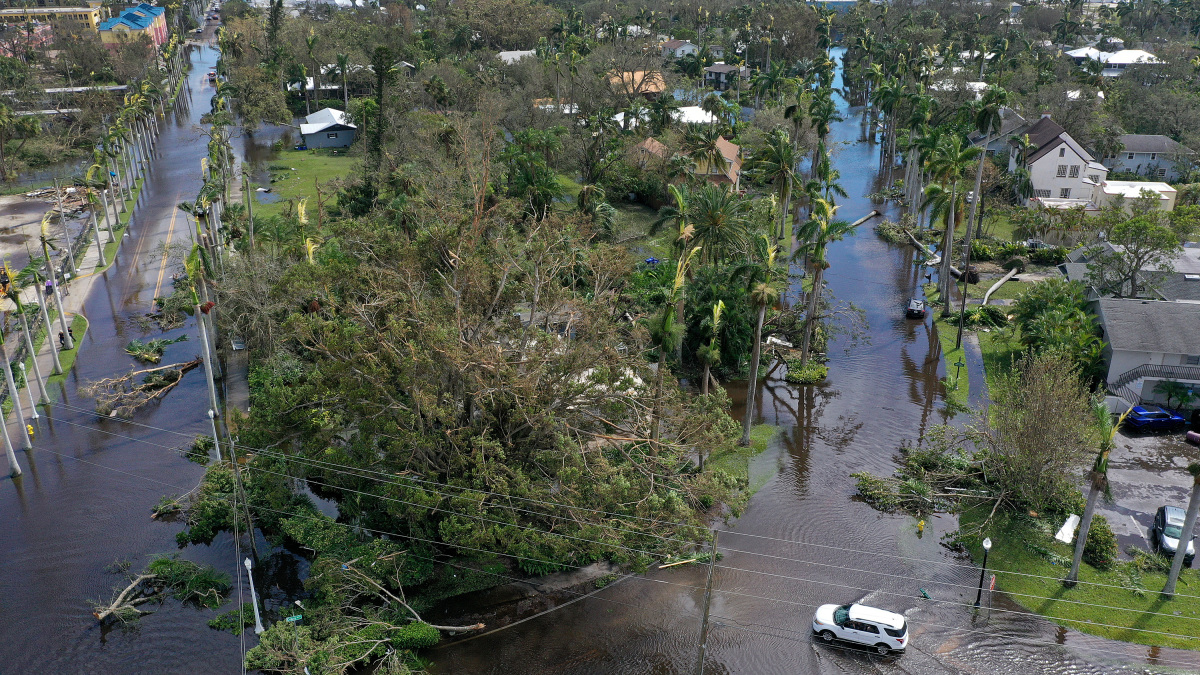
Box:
(1128, 153, 1135, 160)
(1151, 153, 1157, 160)
(1059, 147, 1066, 157)
(1187, 355, 1200, 366)
(1069, 165, 1080, 178)
(327, 132, 338, 139)
(1088, 174, 1100, 183)
(1034, 189, 1052, 198)
(1056, 165, 1068, 177)
(1060, 188, 1071, 198)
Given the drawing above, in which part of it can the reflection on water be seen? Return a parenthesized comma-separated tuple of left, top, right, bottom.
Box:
(430, 47, 1200, 675)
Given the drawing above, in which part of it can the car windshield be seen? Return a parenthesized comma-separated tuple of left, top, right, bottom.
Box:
(884, 622, 906, 638)
(833, 605, 850, 625)
(1165, 525, 1184, 539)
(1143, 413, 1170, 419)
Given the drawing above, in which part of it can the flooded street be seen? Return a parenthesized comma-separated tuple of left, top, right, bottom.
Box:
(430, 49, 1200, 674)
(0, 43, 1195, 674)
(0, 44, 248, 673)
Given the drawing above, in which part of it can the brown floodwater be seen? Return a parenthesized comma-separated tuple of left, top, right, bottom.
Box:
(428, 49, 1200, 675)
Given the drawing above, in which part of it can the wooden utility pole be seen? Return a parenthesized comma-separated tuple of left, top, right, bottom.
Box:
(694, 530, 719, 675)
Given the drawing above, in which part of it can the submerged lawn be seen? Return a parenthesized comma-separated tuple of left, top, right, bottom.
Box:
(708, 424, 778, 497)
(959, 505, 1200, 651)
(251, 149, 356, 219)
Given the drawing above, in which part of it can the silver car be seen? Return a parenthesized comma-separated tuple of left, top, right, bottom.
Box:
(1153, 505, 1196, 564)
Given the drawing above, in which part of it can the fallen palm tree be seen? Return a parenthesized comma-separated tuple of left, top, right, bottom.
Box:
(125, 335, 189, 363)
(82, 358, 202, 417)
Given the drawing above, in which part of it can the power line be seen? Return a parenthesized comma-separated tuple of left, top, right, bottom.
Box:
(714, 562, 1200, 642)
(44, 402, 1200, 604)
(22, 438, 1200, 670)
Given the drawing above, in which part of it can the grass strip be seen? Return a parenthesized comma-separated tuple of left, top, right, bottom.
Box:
(959, 504, 1200, 651)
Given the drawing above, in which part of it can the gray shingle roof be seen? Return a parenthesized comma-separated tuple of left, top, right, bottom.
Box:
(1117, 134, 1195, 156)
(1097, 298, 1200, 354)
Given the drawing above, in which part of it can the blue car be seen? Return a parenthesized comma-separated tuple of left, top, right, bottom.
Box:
(1124, 406, 1187, 432)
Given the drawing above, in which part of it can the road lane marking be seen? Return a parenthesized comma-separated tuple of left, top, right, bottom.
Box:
(153, 205, 180, 299)
(1131, 515, 1150, 546)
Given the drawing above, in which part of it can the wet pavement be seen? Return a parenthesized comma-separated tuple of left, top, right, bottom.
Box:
(0, 43, 1196, 675)
(0, 44, 249, 673)
(430, 49, 1200, 674)
(1102, 430, 1200, 562)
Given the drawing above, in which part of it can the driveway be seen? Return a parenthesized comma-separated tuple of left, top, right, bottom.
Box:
(1096, 429, 1199, 562)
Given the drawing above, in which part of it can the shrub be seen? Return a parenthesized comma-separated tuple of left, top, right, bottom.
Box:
(1082, 514, 1118, 571)
(785, 359, 828, 384)
(1001, 257, 1026, 272)
(971, 240, 996, 261)
(1029, 245, 1069, 265)
(957, 305, 1008, 328)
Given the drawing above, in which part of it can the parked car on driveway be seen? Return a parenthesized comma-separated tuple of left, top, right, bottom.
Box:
(812, 603, 908, 655)
(1153, 505, 1196, 564)
(1124, 406, 1187, 432)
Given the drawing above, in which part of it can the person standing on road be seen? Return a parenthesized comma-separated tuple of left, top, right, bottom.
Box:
(58, 331, 66, 349)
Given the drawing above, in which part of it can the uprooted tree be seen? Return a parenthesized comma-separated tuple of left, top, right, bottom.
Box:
(92, 555, 230, 623)
(81, 358, 201, 417)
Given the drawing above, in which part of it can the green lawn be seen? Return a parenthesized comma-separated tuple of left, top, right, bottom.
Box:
(46, 314, 88, 387)
(976, 326, 1023, 395)
(959, 505, 1200, 651)
(708, 424, 778, 496)
(250, 149, 357, 219)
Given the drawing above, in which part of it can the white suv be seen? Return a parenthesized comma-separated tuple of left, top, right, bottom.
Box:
(812, 603, 908, 654)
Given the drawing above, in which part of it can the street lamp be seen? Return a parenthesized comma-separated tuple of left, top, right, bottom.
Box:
(974, 537, 992, 608)
(244, 557, 265, 634)
(954, 359, 965, 390)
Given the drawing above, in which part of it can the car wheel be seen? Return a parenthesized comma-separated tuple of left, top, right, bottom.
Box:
(820, 630, 835, 643)
(875, 643, 891, 655)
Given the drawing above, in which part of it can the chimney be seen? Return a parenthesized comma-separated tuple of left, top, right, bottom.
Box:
(1040, 112, 1051, 119)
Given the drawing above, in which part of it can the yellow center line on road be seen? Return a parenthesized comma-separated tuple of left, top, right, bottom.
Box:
(153, 205, 180, 299)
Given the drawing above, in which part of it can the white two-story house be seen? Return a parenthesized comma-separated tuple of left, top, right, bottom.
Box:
(1008, 114, 1108, 205)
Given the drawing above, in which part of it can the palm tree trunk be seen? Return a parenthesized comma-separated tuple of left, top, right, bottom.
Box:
(651, 345, 666, 443)
(1066, 474, 1101, 585)
(740, 303, 766, 446)
(702, 362, 711, 395)
(37, 294, 61, 375)
(967, 132, 989, 240)
(940, 181, 958, 315)
(799, 264, 824, 366)
(779, 183, 791, 243)
(0, 337, 30, 449)
(1164, 477, 1200, 597)
(18, 306, 47, 405)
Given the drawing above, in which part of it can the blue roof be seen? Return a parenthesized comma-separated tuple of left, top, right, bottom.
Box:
(99, 3, 163, 31)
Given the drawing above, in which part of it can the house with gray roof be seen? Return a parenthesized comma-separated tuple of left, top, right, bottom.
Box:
(1099, 134, 1195, 182)
(1095, 298, 1200, 405)
(1008, 114, 1107, 206)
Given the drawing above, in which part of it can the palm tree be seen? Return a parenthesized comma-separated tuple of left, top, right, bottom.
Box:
(732, 235, 783, 446)
(1164, 462, 1200, 597)
(807, 92, 842, 178)
(1066, 403, 1129, 586)
(650, 247, 701, 442)
(336, 52, 351, 109)
(681, 123, 724, 179)
(698, 300, 725, 398)
(689, 183, 750, 266)
(747, 129, 799, 242)
(0, 103, 40, 182)
(925, 135, 981, 313)
(795, 199, 857, 366)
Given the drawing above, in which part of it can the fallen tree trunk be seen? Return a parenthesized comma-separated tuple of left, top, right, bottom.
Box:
(92, 573, 158, 622)
(82, 358, 202, 418)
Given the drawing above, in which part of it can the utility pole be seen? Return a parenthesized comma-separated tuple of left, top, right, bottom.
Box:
(0, 322, 31, 449)
(694, 530, 719, 675)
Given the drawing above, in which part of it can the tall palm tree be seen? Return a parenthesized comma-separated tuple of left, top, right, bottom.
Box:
(1066, 403, 1129, 586)
(732, 235, 783, 446)
(1164, 462, 1200, 597)
(688, 183, 750, 266)
(807, 92, 842, 178)
(795, 199, 857, 366)
(747, 129, 799, 242)
(336, 52, 351, 109)
(650, 247, 701, 442)
(925, 135, 981, 312)
(965, 87, 1009, 240)
(698, 300, 725, 398)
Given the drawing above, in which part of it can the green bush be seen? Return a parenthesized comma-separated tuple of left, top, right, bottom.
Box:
(1029, 245, 1069, 265)
(784, 360, 828, 384)
(970, 240, 996, 261)
(957, 305, 1008, 328)
(1082, 514, 1118, 571)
